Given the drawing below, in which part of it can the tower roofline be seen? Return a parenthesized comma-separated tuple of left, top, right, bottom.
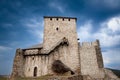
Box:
(44, 16, 77, 21)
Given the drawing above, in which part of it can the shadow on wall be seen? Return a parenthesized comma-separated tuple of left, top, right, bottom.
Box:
(51, 60, 75, 75)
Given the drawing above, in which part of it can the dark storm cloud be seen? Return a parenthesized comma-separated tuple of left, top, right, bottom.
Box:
(52, 0, 120, 22)
(1, 0, 120, 22)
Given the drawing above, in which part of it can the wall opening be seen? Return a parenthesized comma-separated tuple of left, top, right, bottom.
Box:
(56, 27, 59, 31)
(32, 57, 34, 60)
(68, 18, 70, 21)
(50, 18, 52, 20)
(33, 67, 37, 77)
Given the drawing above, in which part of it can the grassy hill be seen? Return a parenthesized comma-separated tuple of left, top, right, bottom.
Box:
(107, 68, 120, 78)
(0, 75, 8, 80)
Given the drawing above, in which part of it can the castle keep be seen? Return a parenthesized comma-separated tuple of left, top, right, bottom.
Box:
(10, 16, 119, 80)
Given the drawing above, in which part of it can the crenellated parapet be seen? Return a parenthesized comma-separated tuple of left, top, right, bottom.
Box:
(79, 39, 104, 78)
(80, 39, 100, 48)
(44, 16, 77, 22)
(79, 40, 104, 68)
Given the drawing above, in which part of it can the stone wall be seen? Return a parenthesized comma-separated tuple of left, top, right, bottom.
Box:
(24, 49, 39, 55)
(10, 16, 120, 80)
(10, 48, 24, 79)
(43, 17, 77, 50)
(23, 43, 75, 77)
(79, 40, 105, 78)
(43, 17, 79, 72)
(94, 40, 104, 68)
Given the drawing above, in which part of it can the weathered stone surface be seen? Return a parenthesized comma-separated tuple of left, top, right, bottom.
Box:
(80, 40, 105, 78)
(10, 16, 119, 80)
(10, 48, 24, 80)
(43, 17, 79, 72)
(51, 60, 74, 75)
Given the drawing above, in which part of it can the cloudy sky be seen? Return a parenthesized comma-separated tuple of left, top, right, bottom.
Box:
(0, 0, 120, 75)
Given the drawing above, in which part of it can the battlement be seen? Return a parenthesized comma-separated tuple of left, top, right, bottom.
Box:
(44, 16, 77, 22)
(80, 39, 100, 47)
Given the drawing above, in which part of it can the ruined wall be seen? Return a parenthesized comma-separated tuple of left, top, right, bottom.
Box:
(79, 40, 105, 78)
(94, 40, 104, 68)
(23, 44, 73, 77)
(10, 49, 24, 79)
(43, 17, 79, 71)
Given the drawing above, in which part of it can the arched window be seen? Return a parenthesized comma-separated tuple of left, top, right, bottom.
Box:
(33, 67, 37, 77)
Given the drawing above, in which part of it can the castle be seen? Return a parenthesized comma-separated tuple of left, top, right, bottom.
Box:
(10, 16, 119, 80)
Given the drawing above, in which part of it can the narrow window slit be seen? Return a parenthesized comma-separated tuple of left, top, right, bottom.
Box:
(68, 18, 70, 21)
(56, 27, 58, 31)
(50, 18, 52, 20)
(32, 57, 34, 60)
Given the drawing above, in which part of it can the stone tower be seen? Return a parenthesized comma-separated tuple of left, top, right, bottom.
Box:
(43, 16, 80, 71)
(10, 16, 119, 80)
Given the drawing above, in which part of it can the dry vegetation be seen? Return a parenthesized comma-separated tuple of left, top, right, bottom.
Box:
(0, 76, 8, 80)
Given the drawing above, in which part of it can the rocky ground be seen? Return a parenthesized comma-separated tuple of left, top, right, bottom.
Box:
(1, 68, 120, 80)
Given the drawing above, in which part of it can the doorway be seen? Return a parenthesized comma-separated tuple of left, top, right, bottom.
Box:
(33, 67, 37, 77)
